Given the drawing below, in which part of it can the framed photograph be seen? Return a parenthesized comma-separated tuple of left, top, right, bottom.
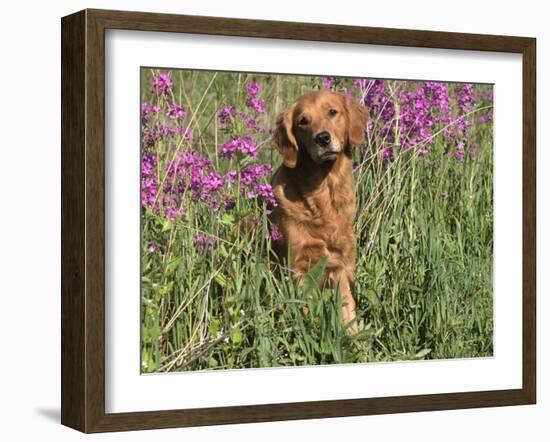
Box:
(61, 9, 536, 433)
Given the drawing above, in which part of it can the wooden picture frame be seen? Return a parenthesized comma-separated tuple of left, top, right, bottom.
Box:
(61, 8, 536, 433)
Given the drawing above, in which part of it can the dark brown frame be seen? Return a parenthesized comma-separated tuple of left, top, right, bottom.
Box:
(61, 8, 536, 433)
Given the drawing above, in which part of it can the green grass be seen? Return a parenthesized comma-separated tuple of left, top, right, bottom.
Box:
(140, 69, 493, 373)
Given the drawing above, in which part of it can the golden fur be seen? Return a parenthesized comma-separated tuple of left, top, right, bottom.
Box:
(270, 90, 368, 332)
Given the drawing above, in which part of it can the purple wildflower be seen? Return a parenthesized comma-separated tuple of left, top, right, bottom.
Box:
(381, 147, 394, 161)
(270, 223, 283, 241)
(141, 103, 160, 124)
(176, 126, 193, 142)
(246, 97, 266, 115)
(167, 102, 186, 121)
(218, 105, 236, 126)
(163, 206, 185, 219)
(240, 164, 271, 186)
(476, 88, 493, 102)
(477, 112, 493, 124)
(148, 241, 161, 253)
(224, 198, 236, 211)
(322, 77, 335, 90)
(225, 170, 238, 184)
(220, 138, 239, 158)
(141, 152, 158, 209)
(455, 83, 476, 113)
(142, 120, 179, 148)
(202, 172, 224, 192)
(152, 72, 173, 96)
(358, 79, 483, 161)
(220, 136, 258, 159)
(255, 183, 278, 208)
(146, 148, 226, 216)
(246, 118, 257, 130)
(245, 82, 261, 97)
(454, 150, 465, 160)
(195, 233, 217, 253)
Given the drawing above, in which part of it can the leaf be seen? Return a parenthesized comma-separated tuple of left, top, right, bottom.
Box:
(415, 348, 432, 359)
(231, 329, 243, 345)
(208, 319, 221, 337)
(219, 244, 229, 258)
(161, 218, 173, 232)
(220, 213, 236, 227)
(214, 272, 227, 288)
(235, 209, 255, 222)
(302, 256, 328, 293)
(165, 256, 182, 275)
(159, 282, 173, 296)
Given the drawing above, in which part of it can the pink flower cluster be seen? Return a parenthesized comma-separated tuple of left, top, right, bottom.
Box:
(354, 78, 491, 161)
(142, 74, 277, 222)
(221, 136, 258, 159)
(152, 72, 173, 95)
(218, 81, 267, 133)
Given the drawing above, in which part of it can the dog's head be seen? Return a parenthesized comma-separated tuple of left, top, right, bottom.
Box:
(272, 90, 368, 168)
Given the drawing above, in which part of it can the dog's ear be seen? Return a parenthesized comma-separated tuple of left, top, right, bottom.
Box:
(344, 96, 369, 145)
(272, 105, 298, 168)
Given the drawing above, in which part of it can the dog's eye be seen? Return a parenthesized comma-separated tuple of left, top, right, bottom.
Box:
(298, 116, 309, 126)
(328, 108, 338, 117)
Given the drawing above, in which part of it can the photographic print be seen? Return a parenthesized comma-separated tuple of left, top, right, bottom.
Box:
(61, 10, 536, 431)
(139, 68, 494, 374)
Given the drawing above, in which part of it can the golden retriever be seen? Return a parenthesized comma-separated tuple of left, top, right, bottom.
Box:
(270, 90, 368, 332)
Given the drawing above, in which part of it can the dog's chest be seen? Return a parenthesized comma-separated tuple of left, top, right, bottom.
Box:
(271, 171, 356, 269)
(280, 181, 355, 241)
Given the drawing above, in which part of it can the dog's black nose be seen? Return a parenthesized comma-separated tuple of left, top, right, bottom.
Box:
(315, 131, 331, 147)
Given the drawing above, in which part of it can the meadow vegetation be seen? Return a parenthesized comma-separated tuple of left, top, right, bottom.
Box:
(140, 69, 494, 373)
